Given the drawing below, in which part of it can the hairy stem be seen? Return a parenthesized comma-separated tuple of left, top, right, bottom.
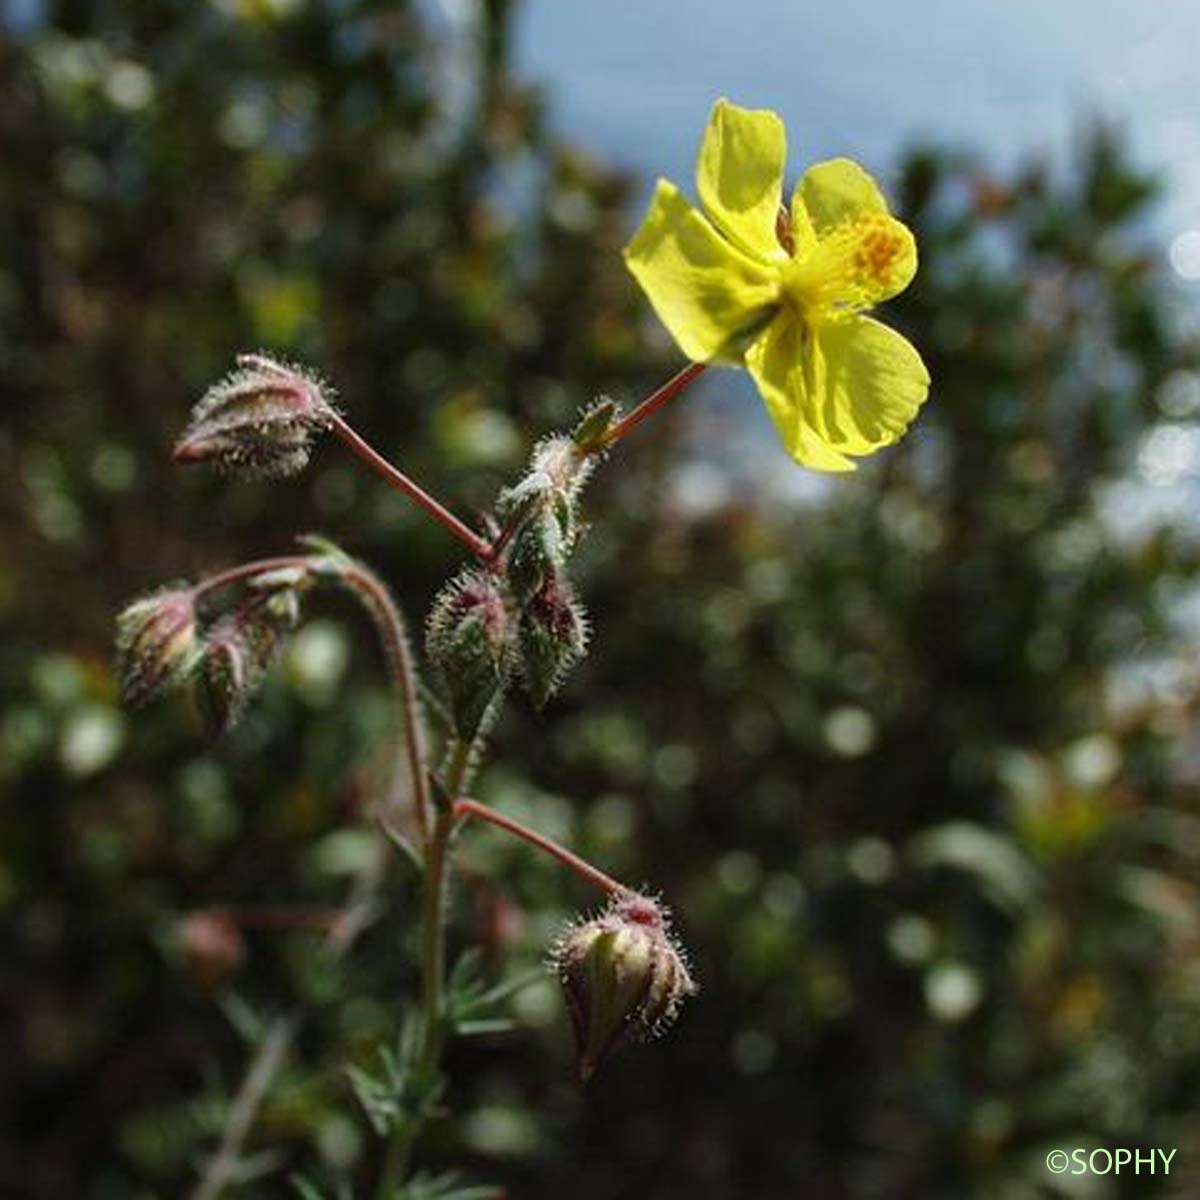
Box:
(453, 798, 627, 897)
(376, 736, 478, 1195)
(330, 413, 492, 560)
(190, 559, 428, 1197)
(337, 559, 432, 845)
(193, 555, 311, 599)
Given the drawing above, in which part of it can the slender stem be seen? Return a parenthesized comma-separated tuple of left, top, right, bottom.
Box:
(192, 1015, 299, 1200)
(453, 798, 626, 897)
(376, 737, 477, 1196)
(329, 413, 492, 560)
(595, 361, 706, 451)
(338, 560, 431, 845)
(418, 738, 475, 1066)
(193, 555, 311, 599)
(483, 512, 521, 566)
(190, 556, 429, 1198)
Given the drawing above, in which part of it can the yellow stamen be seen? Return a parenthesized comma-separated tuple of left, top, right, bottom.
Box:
(781, 212, 914, 321)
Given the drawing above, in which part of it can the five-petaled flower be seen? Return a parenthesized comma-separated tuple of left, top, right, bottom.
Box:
(624, 98, 930, 471)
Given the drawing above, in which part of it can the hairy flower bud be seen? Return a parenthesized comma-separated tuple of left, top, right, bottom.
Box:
(194, 596, 297, 736)
(173, 353, 334, 478)
(518, 571, 588, 708)
(115, 585, 199, 707)
(497, 436, 593, 602)
(426, 569, 514, 738)
(551, 893, 695, 1080)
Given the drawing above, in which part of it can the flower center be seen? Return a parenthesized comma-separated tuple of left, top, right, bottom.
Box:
(781, 212, 912, 322)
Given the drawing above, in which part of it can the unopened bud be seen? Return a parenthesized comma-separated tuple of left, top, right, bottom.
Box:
(195, 596, 296, 735)
(518, 571, 588, 708)
(177, 909, 246, 990)
(571, 397, 621, 452)
(426, 569, 514, 737)
(173, 353, 334, 478)
(498, 436, 593, 601)
(115, 585, 199, 707)
(551, 893, 695, 1081)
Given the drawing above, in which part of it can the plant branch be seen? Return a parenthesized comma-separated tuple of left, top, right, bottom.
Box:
(193, 555, 312, 599)
(329, 413, 492, 560)
(376, 736, 480, 1196)
(453, 798, 627, 897)
(594, 361, 706, 451)
(336, 558, 432, 845)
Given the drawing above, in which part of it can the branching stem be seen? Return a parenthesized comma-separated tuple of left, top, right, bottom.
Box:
(329, 413, 492, 560)
(595, 361, 706, 451)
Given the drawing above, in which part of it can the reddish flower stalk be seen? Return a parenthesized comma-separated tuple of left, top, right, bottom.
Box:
(329, 413, 492, 560)
(482, 361, 707, 566)
(453, 797, 627, 897)
(595, 361, 706, 451)
(192, 555, 311, 599)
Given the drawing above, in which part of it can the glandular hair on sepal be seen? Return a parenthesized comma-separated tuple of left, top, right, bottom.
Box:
(550, 892, 696, 1081)
(518, 571, 589, 708)
(173, 353, 335, 479)
(426, 569, 515, 739)
(115, 585, 200, 708)
(193, 594, 298, 736)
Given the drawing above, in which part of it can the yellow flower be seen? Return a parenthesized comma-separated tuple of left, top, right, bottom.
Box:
(624, 98, 930, 471)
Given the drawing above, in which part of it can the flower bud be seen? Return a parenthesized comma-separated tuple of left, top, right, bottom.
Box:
(426, 569, 514, 738)
(552, 893, 695, 1080)
(497, 436, 593, 602)
(518, 571, 588, 708)
(194, 596, 296, 736)
(115, 585, 199, 707)
(173, 353, 334, 478)
(571, 396, 621, 452)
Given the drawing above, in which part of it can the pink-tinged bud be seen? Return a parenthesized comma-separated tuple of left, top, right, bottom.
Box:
(551, 893, 695, 1081)
(177, 909, 245, 990)
(518, 571, 588, 708)
(426, 568, 514, 738)
(173, 353, 334, 478)
(195, 596, 296, 736)
(115, 585, 199, 707)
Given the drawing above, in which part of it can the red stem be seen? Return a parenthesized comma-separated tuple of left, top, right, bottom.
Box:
(453, 798, 627, 897)
(596, 361, 706, 451)
(482, 362, 707, 567)
(329, 414, 492, 560)
(193, 555, 310, 598)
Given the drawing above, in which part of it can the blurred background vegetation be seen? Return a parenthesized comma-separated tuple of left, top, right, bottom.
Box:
(5, 1, 1200, 1197)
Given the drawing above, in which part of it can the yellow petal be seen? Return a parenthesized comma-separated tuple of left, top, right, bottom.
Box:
(696, 98, 789, 264)
(795, 158, 889, 235)
(624, 179, 781, 364)
(745, 313, 929, 467)
(745, 313, 855, 471)
(807, 316, 930, 454)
